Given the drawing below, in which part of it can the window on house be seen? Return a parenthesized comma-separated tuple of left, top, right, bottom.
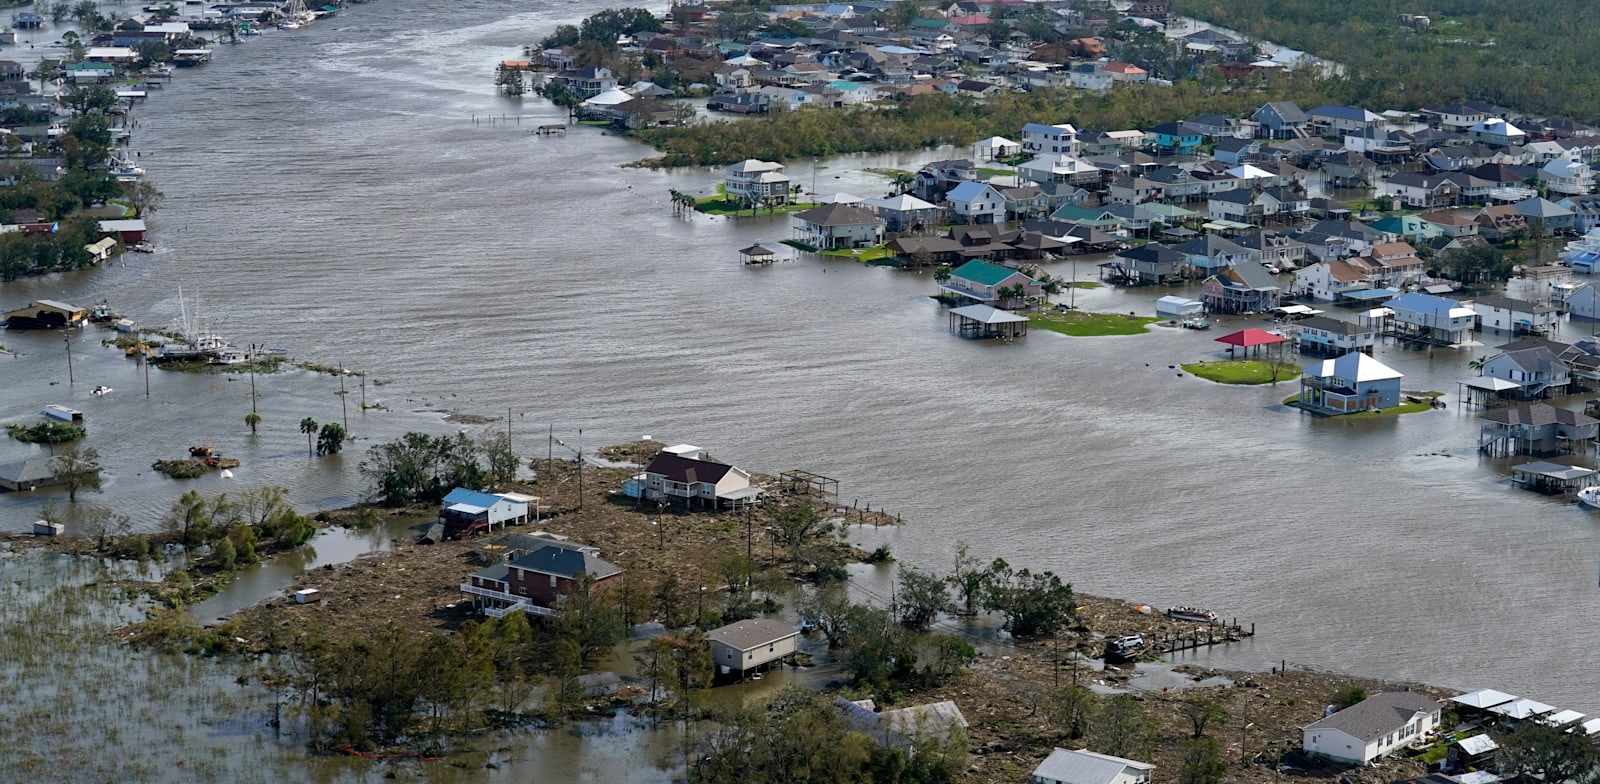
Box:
(549, 575, 558, 588)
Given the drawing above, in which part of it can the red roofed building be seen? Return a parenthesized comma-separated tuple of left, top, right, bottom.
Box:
(641, 450, 761, 509)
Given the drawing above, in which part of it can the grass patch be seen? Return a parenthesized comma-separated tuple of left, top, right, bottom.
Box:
(865, 167, 914, 179)
(1064, 281, 1101, 289)
(821, 245, 893, 262)
(6, 421, 85, 444)
(977, 167, 1013, 179)
(1182, 360, 1300, 385)
(693, 197, 818, 217)
(782, 239, 818, 253)
(1029, 310, 1160, 337)
(1281, 391, 1444, 417)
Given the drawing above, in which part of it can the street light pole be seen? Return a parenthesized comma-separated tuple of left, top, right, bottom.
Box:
(63, 336, 73, 384)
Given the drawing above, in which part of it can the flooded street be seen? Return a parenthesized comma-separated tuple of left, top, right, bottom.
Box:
(2, 0, 1600, 776)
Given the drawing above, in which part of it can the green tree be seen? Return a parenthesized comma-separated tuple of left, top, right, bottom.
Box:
(480, 430, 518, 488)
(948, 541, 990, 615)
(316, 422, 346, 455)
(841, 603, 918, 690)
(49, 443, 102, 502)
(896, 564, 952, 631)
(1094, 693, 1153, 760)
(121, 176, 165, 218)
(1179, 692, 1230, 739)
(1332, 684, 1368, 708)
(1048, 684, 1096, 740)
(933, 264, 953, 285)
(244, 411, 261, 434)
(768, 497, 832, 566)
(1499, 720, 1599, 784)
(982, 559, 1076, 638)
(1179, 737, 1227, 784)
(61, 83, 118, 116)
(299, 417, 317, 458)
(135, 40, 171, 69)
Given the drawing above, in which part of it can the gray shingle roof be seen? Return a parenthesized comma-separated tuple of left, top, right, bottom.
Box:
(510, 544, 622, 580)
(705, 618, 797, 650)
(1304, 692, 1440, 742)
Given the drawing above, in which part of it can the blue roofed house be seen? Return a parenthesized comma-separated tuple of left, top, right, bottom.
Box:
(441, 488, 531, 539)
(1147, 122, 1201, 155)
(942, 260, 1041, 308)
(945, 181, 1008, 224)
(1298, 351, 1404, 414)
(1387, 291, 1477, 345)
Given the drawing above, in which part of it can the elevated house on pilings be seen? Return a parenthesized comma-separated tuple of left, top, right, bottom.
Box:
(1478, 403, 1599, 458)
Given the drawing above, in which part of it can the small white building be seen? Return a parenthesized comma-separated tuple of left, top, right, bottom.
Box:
(1472, 294, 1562, 335)
(944, 181, 1007, 224)
(724, 159, 792, 206)
(1155, 295, 1203, 319)
(1031, 748, 1155, 784)
(706, 618, 799, 674)
(1302, 692, 1441, 765)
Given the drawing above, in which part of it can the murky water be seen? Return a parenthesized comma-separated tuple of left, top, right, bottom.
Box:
(0, 0, 1598, 776)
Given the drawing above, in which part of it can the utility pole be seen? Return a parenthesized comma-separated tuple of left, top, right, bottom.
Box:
(63, 336, 73, 384)
(338, 363, 348, 431)
(1053, 636, 1060, 687)
(577, 427, 584, 510)
(548, 423, 553, 466)
(248, 343, 258, 414)
(143, 355, 149, 397)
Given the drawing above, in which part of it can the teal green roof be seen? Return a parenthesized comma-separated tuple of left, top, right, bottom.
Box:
(65, 62, 113, 70)
(951, 260, 1031, 287)
(1370, 215, 1441, 238)
(911, 18, 949, 28)
(1051, 204, 1122, 226)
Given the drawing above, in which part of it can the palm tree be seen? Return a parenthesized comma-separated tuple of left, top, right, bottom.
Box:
(245, 411, 261, 434)
(1467, 355, 1488, 375)
(1040, 278, 1063, 306)
(933, 264, 953, 284)
(299, 417, 317, 458)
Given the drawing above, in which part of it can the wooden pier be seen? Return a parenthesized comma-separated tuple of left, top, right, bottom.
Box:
(1156, 619, 1255, 656)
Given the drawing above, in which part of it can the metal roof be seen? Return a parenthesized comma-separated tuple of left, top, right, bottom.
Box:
(1510, 463, 1595, 482)
(705, 618, 797, 651)
(1306, 351, 1403, 383)
(950, 304, 1030, 325)
(1032, 748, 1154, 784)
(1455, 734, 1498, 755)
(1490, 697, 1557, 719)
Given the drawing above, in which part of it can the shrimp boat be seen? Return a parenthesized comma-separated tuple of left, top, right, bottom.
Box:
(154, 287, 238, 363)
(1165, 606, 1219, 623)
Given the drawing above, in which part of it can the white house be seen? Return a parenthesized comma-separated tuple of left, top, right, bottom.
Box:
(945, 181, 1007, 224)
(790, 203, 885, 249)
(1293, 261, 1371, 301)
(1017, 154, 1101, 186)
(1021, 122, 1079, 156)
(640, 451, 759, 508)
(1469, 117, 1526, 147)
(1472, 294, 1562, 336)
(1539, 158, 1595, 197)
(1293, 315, 1379, 356)
(1388, 291, 1477, 345)
(706, 618, 799, 675)
(724, 160, 792, 206)
(1302, 692, 1441, 765)
(1031, 748, 1155, 784)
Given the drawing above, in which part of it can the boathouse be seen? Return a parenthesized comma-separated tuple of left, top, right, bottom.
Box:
(97, 219, 146, 244)
(706, 618, 799, 676)
(738, 243, 779, 265)
(2, 299, 87, 329)
(948, 303, 1029, 339)
(1510, 461, 1598, 494)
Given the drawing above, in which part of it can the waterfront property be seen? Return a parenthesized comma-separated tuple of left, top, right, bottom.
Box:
(790, 203, 885, 249)
(1298, 352, 1404, 414)
(1478, 404, 1598, 457)
(1201, 262, 1281, 314)
(1030, 748, 1155, 784)
(1480, 346, 1571, 400)
(724, 159, 791, 207)
(1293, 315, 1378, 357)
(1509, 461, 1598, 495)
(1472, 295, 1561, 336)
(460, 536, 623, 618)
(639, 451, 760, 509)
(0, 456, 88, 492)
(1102, 243, 1184, 285)
(941, 259, 1041, 308)
(705, 617, 799, 676)
(1302, 692, 1441, 765)
(440, 487, 532, 539)
(1386, 292, 1477, 347)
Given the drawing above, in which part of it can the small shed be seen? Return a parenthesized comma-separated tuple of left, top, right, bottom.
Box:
(85, 236, 118, 263)
(1156, 295, 1203, 319)
(32, 520, 63, 536)
(948, 303, 1029, 339)
(294, 588, 321, 604)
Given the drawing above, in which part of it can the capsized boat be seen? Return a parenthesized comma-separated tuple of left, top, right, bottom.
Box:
(1166, 606, 1219, 623)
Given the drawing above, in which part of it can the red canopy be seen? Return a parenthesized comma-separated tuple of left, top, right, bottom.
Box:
(1214, 328, 1286, 348)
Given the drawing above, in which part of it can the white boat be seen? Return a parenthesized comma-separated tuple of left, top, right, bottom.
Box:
(1579, 486, 1600, 509)
(42, 404, 84, 422)
(108, 155, 145, 182)
(1561, 228, 1600, 273)
(91, 385, 112, 396)
(1166, 606, 1219, 623)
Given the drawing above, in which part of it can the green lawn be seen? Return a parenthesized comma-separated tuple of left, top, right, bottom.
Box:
(1281, 391, 1444, 417)
(1064, 281, 1101, 289)
(1029, 310, 1160, 337)
(1183, 360, 1301, 385)
(694, 197, 818, 217)
(821, 245, 894, 262)
(977, 167, 1014, 179)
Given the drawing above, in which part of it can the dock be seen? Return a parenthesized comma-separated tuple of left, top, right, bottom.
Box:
(1158, 618, 1255, 655)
